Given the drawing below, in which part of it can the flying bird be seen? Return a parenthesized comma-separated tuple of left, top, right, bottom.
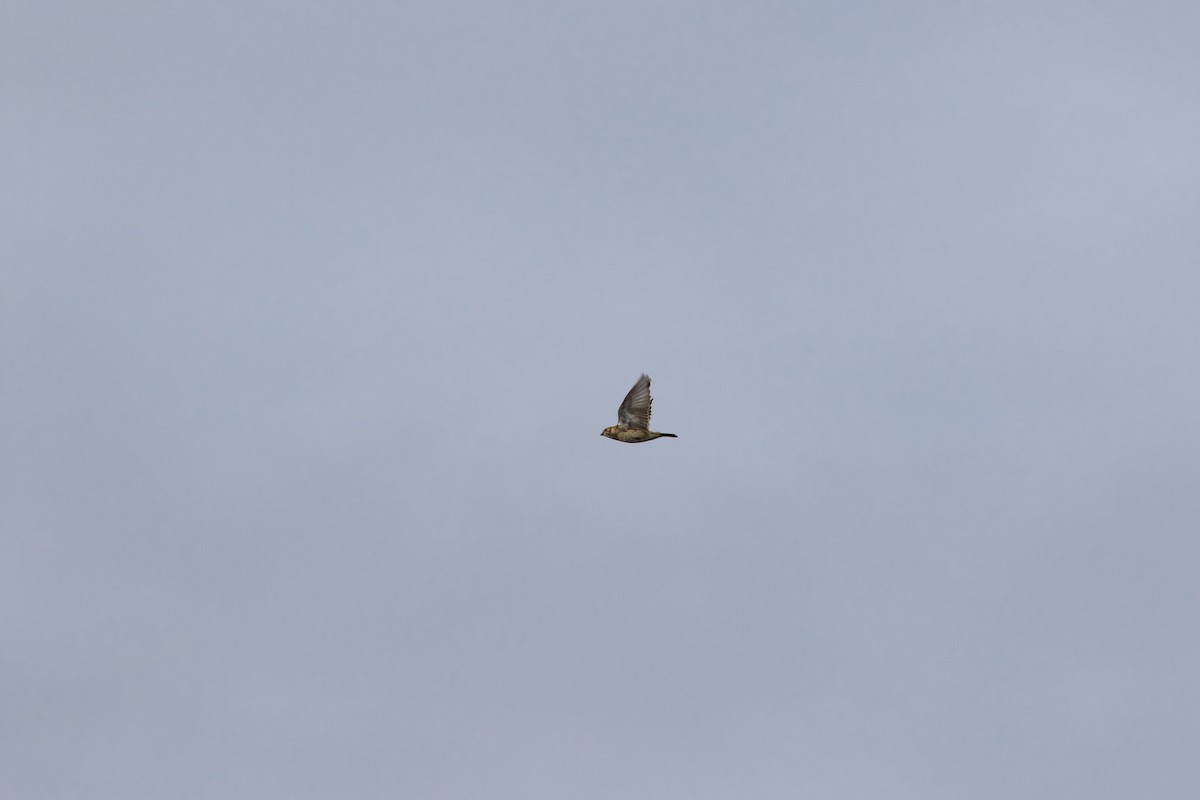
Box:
(600, 374, 677, 443)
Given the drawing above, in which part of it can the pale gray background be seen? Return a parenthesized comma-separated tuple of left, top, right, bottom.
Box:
(4, 2, 1199, 798)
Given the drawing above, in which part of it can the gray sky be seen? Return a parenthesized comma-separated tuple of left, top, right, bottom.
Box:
(4, 2, 1199, 798)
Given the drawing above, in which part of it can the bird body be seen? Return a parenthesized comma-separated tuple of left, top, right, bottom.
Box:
(600, 374, 677, 443)
(601, 426, 676, 443)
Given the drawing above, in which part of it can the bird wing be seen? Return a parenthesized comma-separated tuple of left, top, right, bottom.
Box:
(617, 374, 653, 430)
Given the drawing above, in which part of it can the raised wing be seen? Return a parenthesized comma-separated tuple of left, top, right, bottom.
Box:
(617, 374, 653, 430)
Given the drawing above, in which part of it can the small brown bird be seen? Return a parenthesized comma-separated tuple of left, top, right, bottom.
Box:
(600, 373, 677, 443)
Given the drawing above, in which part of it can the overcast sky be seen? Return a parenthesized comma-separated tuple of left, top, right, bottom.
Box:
(4, 2, 1199, 798)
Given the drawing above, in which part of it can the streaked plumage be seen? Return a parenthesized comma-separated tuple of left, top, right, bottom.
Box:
(600, 374, 677, 443)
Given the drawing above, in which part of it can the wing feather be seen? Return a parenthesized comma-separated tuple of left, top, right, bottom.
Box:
(617, 374, 653, 430)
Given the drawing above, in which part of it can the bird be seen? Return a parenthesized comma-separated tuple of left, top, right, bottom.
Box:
(600, 374, 677, 443)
